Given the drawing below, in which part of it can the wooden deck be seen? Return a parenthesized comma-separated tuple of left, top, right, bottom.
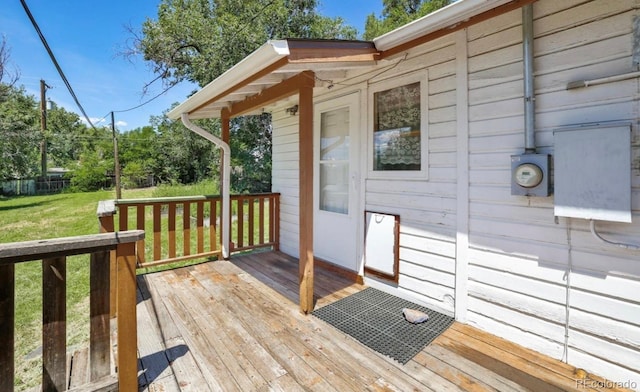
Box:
(134, 251, 631, 392)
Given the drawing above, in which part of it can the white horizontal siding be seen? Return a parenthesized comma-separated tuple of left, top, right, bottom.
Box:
(364, 36, 458, 314)
(466, 0, 640, 385)
(271, 108, 299, 258)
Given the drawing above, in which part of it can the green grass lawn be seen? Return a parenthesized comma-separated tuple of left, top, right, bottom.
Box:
(0, 188, 154, 390)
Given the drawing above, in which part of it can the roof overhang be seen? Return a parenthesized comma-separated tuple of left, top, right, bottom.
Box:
(168, 0, 535, 120)
(167, 39, 379, 120)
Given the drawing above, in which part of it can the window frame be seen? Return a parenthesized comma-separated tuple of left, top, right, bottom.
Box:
(367, 70, 428, 180)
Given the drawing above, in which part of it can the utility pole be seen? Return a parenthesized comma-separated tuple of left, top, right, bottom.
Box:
(39, 79, 49, 179)
(111, 111, 122, 199)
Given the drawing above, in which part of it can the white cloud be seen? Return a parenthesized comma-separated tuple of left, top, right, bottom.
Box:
(80, 117, 109, 127)
(116, 120, 128, 127)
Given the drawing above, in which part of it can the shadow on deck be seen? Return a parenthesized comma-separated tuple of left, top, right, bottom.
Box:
(133, 251, 631, 392)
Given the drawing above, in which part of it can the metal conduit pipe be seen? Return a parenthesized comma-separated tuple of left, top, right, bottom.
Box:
(181, 113, 231, 259)
(523, 4, 536, 153)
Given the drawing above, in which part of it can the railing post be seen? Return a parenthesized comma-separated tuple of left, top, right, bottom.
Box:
(97, 200, 117, 319)
(42, 256, 66, 392)
(90, 250, 111, 381)
(116, 241, 137, 391)
(0, 264, 15, 392)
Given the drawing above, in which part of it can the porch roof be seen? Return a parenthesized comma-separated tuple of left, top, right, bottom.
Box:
(167, 39, 379, 120)
(167, 0, 529, 120)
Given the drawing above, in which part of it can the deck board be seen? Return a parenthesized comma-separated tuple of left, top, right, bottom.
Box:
(132, 251, 632, 392)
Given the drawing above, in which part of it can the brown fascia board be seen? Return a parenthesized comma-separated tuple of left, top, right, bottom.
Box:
(282, 39, 380, 62)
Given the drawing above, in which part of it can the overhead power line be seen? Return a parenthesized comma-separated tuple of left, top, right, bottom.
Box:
(20, 0, 98, 131)
(113, 82, 178, 113)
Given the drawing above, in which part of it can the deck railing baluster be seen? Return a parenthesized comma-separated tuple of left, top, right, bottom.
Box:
(168, 202, 177, 258)
(248, 197, 255, 247)
(274, 194, 280, 251)
(183, 202, 191, 256)
(269, 195, 275, 244)
(42, 256, 67, 392)
(210, 199, 218, 255)
(237, 197, 244, 249)
(90, 249, 111, 381)
(259, 197, 265, 244)
(119, 205, 128, 231)
(136, 205, 146, 264)
(153, 204, 162, 261)
(197, 201, 204, 254)
(0, 263, 15, 392)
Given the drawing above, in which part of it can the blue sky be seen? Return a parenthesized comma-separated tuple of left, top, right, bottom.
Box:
(2, 0, 382, 131)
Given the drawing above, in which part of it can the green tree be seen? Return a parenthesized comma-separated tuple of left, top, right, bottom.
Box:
(134, 0, 357, 192)
(151, 111, 220, 184)
(68, 147, 113, 191)
(119, 125, 159, 185)
(0, 85, 40, 180)
(137, 0, 356, 87)
(230, 114, 272, 193)
(62, 124, 114, 192)
(363, 0, 450, 40)
(46, 105, 90, 167)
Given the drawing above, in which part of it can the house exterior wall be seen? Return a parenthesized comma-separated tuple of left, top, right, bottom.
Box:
(271, 0, 640, 385)
(465, 0, 640, 384)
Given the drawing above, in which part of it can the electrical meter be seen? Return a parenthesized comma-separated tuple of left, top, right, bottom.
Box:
(514, 163, 543, 188)
(511, 154, 550, 196)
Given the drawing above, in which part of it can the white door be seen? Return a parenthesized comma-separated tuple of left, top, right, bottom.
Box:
(314, 93, 359, 271)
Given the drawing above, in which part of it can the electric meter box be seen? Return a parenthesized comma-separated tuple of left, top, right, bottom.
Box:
(553, 122, 631, 223)
(511, 153, 551, 196)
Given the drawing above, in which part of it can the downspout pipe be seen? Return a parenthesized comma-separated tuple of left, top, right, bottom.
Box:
(181, 113, 231, 259)
(523, 4, 536, 153)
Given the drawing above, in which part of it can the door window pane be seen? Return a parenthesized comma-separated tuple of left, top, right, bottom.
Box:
(320, 107, 349, 214)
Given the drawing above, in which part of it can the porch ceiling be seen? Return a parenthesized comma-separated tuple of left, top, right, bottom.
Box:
(167, 39, 379, 120)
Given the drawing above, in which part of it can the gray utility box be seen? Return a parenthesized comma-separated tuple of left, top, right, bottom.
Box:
(553, 122, 631, 223)
(511, 153, 551, 197)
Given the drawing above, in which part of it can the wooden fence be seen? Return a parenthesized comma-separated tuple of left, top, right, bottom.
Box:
(0, 230, 144, 392)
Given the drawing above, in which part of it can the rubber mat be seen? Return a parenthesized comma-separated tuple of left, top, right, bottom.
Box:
(312, 287, 454, 364)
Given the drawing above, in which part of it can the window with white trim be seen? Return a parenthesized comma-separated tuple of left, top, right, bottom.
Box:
(369, 71, 428, 179)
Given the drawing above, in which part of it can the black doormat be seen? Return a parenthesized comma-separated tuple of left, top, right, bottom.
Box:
(312, 287, 454, 364)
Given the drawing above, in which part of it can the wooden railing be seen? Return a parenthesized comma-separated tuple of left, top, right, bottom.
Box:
(0, 230, 144, 392)
(98, 193, 280, 269)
